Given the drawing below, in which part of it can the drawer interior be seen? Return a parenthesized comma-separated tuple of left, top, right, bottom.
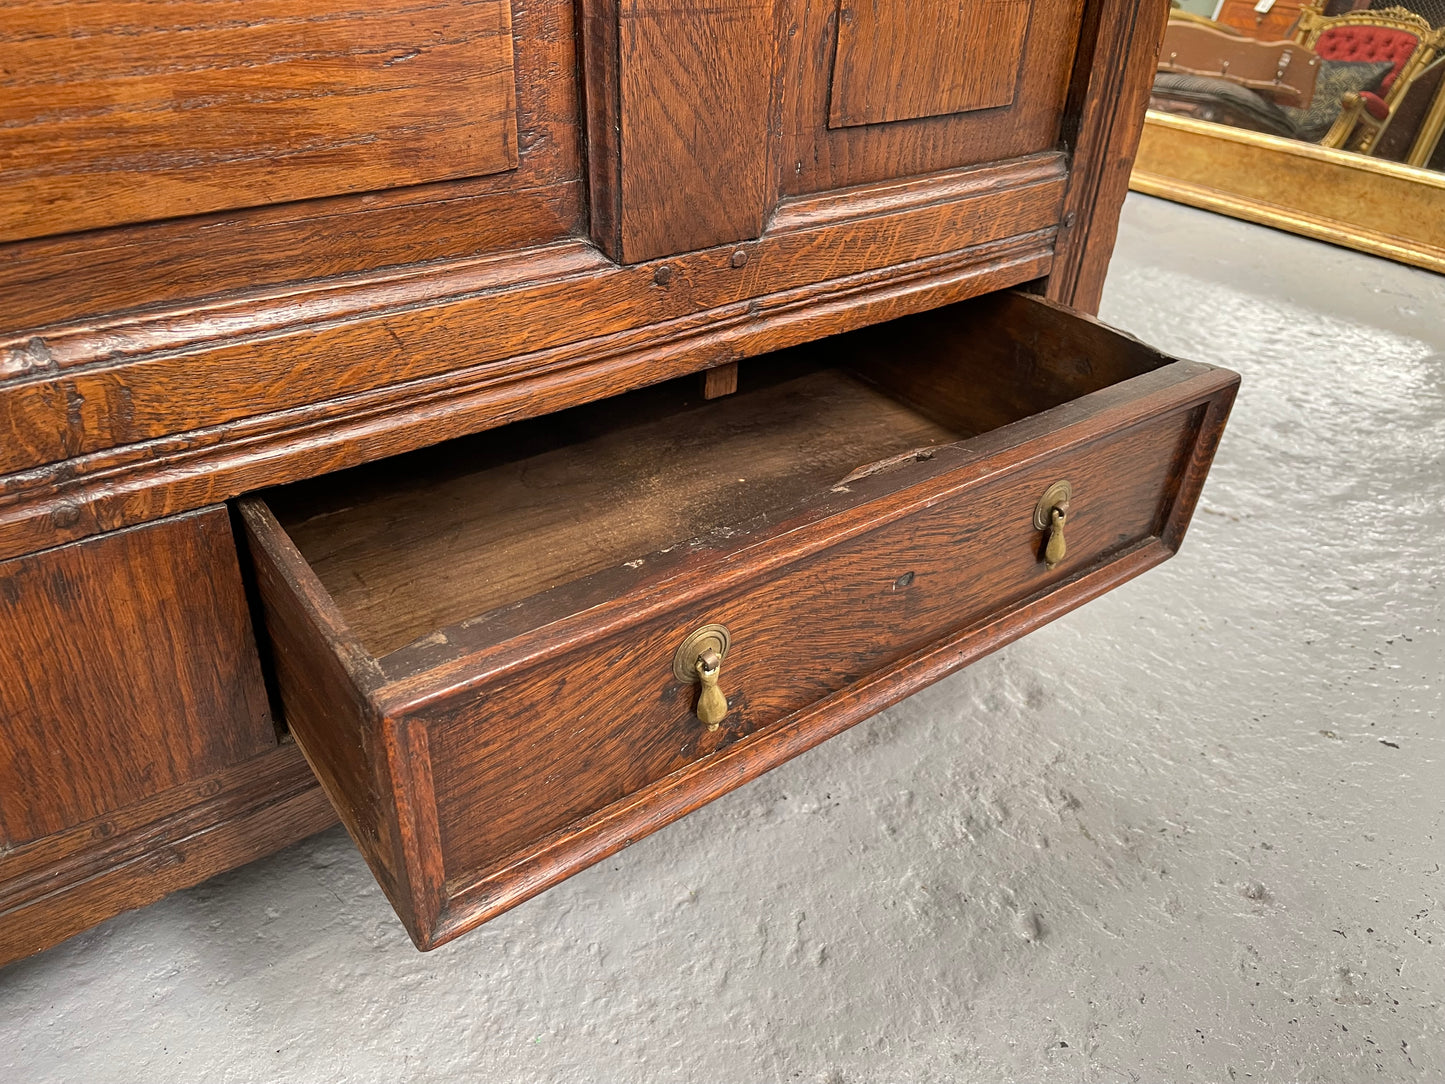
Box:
(263, 293, 1168, 659)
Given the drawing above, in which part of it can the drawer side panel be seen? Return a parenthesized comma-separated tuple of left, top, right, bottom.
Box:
(238, 500, 405, 898)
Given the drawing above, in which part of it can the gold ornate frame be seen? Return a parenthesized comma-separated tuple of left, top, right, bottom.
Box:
(1129, 110, 1445, 274)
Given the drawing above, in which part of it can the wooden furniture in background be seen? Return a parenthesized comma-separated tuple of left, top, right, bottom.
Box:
(1157, 17, 1322, 104)
(0, 0, 1235, 962)
(1216, 0, 1309, 39)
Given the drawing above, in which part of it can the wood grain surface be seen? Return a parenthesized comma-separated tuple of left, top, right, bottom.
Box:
(583, 0, 777, 261)
(0, 0, 519, 243)
(436, 535, 1187, 944)
(830, 0, 1031, 127)
(0, 0, 580, 331)
(0, 157, 1066, 563)
(782, 0, 1085, 195)
(0, 508, 275, 846)
(239, 499, 415, 916)
(701, 363, 740, 399)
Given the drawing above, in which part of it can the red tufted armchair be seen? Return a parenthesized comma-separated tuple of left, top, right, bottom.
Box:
(1294, 4, 1444, 150)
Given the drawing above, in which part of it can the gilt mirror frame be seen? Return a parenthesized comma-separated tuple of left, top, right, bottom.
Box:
(1131, 110, 1445, 274)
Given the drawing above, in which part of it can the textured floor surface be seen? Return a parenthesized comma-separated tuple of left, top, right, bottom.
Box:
(2, 195, 1442, 1083)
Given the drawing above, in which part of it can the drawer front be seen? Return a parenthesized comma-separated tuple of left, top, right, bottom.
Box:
(428, 405, 1198, 877)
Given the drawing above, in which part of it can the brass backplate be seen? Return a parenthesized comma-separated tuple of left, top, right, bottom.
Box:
(1033, 479, 1073, 530)
(673, 623, 732, 683)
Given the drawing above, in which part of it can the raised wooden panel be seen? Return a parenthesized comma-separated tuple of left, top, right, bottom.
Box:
(829, 0, 1032, 128)
(782, 0, 1085, 195)
(0, 0, 581, 337)
(0, 0, 520, 243)
(0, 507, 276, 846)
(582, 0, 777, 262)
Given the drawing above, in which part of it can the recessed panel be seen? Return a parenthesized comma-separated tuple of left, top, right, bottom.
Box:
(0, 509, 275, 846)
(829, 0, 1032, 128)
(0, 0, 519, 242)
(786, 0, 1081, 195)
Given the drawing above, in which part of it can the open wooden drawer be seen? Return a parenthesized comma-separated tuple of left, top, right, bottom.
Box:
(238, 292, 1238, 949)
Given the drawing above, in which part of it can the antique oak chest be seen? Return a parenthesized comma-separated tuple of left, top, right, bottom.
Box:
(0, 0, 1235, 958)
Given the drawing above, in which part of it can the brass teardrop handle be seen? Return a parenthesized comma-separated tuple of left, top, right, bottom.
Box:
(1045, 507, 1068, 569)
(694, 649, 727, 728)
(1033, 480, 1073, 572)
(673, 623, 732, 730)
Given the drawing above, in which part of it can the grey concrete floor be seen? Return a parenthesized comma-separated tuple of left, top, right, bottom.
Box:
(2, 195, 1442, 1082)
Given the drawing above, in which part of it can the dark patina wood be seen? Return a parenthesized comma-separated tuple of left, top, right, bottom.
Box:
(269, 364, 960, 657)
